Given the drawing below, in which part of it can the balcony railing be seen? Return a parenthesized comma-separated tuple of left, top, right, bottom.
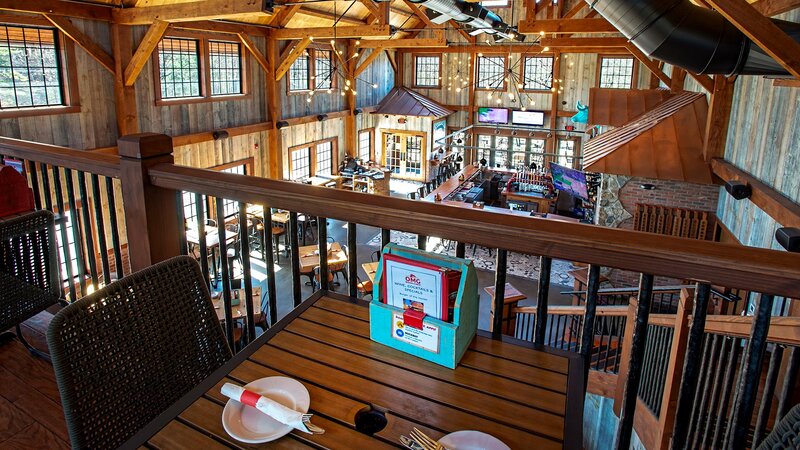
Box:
(2, 133, 800, 450)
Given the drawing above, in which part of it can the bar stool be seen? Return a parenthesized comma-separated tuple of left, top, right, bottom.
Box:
(271, 226, 287, 263)
(417, 186, 426, 199)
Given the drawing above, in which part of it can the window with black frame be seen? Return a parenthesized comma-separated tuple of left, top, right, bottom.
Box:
(522, 56, 553, 91)
(290, 147, 311, 180)
(598, 56, 635, 89)
(209, 40, 242, 96)
(316, 141, 333, 175)
(414, 55, 440, 87)
(557, 140, 576, 168)
(314, 49, 333, 90)
(289, 53, 310, 91)
(158, 37, 201, 99)
(221, 164, 246, 216)
(358, 130, 372, 162)
(0, 25, 64, 109)
(476, 56, 506, 89)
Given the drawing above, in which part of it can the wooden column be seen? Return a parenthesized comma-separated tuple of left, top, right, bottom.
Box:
(266, 36, 282, 179)
(111, 24, 138, 136)
(614, 296, 639, 416)
(670, 67, 687, 92)
(467, 49, 477, 163)
(703, 75, 736, 161)
(548, 51, 562, 159)
(345, 40, 357, 157)
(118, 133, 181, 271)
(656, 287, 694, 448)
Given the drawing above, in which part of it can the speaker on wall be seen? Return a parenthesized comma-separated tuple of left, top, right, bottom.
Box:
(725, 180, 752, 200)
(776, 227, 800, 252)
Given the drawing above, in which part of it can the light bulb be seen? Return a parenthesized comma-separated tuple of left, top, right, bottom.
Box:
(539, 31, 545, 36)
(455, 87, 461, 92)
(352, 90, 357, 96)
(345, 79, 351, 85)
(521, 106, 527, 111)
(330, 39, 335, 45)
(487, 93, 492, 99)
(355, 40, 360, 45)
(327, 89, 332, 94)
(507, 92, 513, 99)
(543, 46, 550, 52)
(496, 98, 502, 104)
(478, 52, 483, 57)
(551, 87, 556, 92)
(309, 36, 314, 41)
(338, 50, 343, 54)
(340, 91, 346, 96)
(372, 83, 378, 88)
(354, 52, 359, 57)
(517, 83, 523, 89)
(306, 97, 312, 103)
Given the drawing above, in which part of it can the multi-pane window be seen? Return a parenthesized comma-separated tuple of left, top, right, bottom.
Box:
(314, 50, 333, 90)
(530, 139, 546, 169)
(209, 40, 242, 96)
(557, 140, 576, 168)
(290, 147, 311, 180)
(221, 165, 246, 216)
(158, 37, 201, 99)
(54, 209, 79, 281)
(522, 56, 553, 91)
(414, 55, 440, 87)
(358, 130, 372, 162)
(477, 135, 547, 168)
(405, 136, 422, 175)
(493, 136, 509, 168)
(316, 141, 333, 175)
(289, 54, 310, 92)
(599, 56, 635, 89)
(0, 25, 64, 109)
(512, 138, 527, 168)
(477, 135, 492, 164)
(476, 56, 506, 89)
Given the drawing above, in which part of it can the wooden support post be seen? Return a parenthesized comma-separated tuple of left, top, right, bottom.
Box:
(670, 67, 687, 92)
(111, 24, 138, 136)
(657, 288, 694, 448)
(548, 51, 561, 158)
(703, 76, 736, 161)
(614, 296, 639, 417)
(467, 49, 476, 162)
(266, 37, 282, 179)
(345, 40, 357, 157)
(118, 133, 181, 272)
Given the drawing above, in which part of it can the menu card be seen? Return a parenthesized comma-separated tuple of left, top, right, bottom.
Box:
(382, 253, 453, 321)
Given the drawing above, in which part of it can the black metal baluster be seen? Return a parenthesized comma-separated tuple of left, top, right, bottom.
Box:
(534, 256, 552, 346)
(175, 191, 187, 256)
(90, 175, 111, 284)
(491, 249, 507, 337)
(615, 273, 654, 450)
(51, 167, 76, 301)
(76, 171, 98, 286)
(455, 242, 465, 258)
(752, 345, 783, 447)
(215, 199, 235, 350)
(581, 265, 601, 388)
(417, 234, 427, 250)
(64, 169, 87, 296)
(729, 294, 774, 450)
(317, 217, 329, 291)
(775, 346, 800, 421)
(27, 161, 41, 210)
(638, 326, 655, 410)
(348, 222, 357, 298)
(238, 202, 255, 342)
(712, 337, 741, 449)
(264, 208, 277, 325)
(700, 334, 727, 449)
(614, 316, 624, 373)
(105, 177, 124, 279)
(671, 283, 712, 450)
(39, 163, 53, 211)
(289, 212, 301, 308)
(381, 228, 390, 249)
(194, 192, 210, 288)
(691, 334, 721, 449)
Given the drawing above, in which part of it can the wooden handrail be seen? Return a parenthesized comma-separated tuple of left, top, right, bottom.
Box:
(703, 315, 800, 346)
(147, 163, 800, 298)
(648, 314, 677, 328)
(512, 305, 629, 316)
(0, 136, 121, 178)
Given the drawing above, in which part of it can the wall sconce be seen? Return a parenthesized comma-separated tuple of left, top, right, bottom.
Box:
(212, 130, 229, 140)
(398, 117, 407, 124)
(354, 108, 362, 115)
(776, 227, 800, 252)
(725, 180, 751, 200)
(317, 114, 328, 122)
(276, 120, 289, 129)
(640, 183, 656, 190)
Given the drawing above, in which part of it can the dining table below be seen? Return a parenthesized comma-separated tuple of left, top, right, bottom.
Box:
(125, 293, 585, 449)
(211, 286, 263, 322)
(298, 242, 348, 274)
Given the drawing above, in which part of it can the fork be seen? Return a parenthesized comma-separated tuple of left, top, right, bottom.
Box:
(410, 428, 448, 450)
(301, 414, 325, 434)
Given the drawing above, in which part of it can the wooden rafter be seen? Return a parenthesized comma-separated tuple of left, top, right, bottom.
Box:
(356, 33, 446, 48)
(703, 75, 736, 160)
(238, 33, 269, 73)
(276, 37, 312, 81)
(113, 0, 273, 25)
(0, 0, 112, 21)
(686, 72, 714, 92)
(519, 18, 618, 34)
(269, 24, 392, 40)
(705, 0, 800, 78)
(173, 20, 266, 36)
(401, 0, 441, 29)
(269, 4, 301, 27)
(357, 0, 381, 24)
(451, 21, 477, 44)
(538, 37, 629, 48)
(354, 48, 384, 76)
(563, 1, 588, 19)
(123, 20, 169, 86)
(298, 7, 366, 25)
(626, 44, 672, 87)
(44, 14, 115, 74)
(751, 0, 800, 16)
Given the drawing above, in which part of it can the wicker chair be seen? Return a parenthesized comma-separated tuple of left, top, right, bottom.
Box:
(757, 403, 800, 450)
(47, 256, 232, 450)
(0, 210, 63, 359)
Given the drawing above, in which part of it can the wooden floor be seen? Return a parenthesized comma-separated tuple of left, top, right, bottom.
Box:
(0, 311, 70, 450)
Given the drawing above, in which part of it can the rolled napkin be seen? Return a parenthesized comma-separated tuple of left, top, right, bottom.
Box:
(221, 382, 311, 433)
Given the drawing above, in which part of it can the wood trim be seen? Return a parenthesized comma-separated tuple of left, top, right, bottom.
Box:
(269, 24, 392, 41)
(703, 76, 736, 161)
(0, 136, 121, 177)
(648, 314, 677, 328)
(702, 314, 800, 345)
(614, 298, 637, 416)
(287, 137, 338, 180)
(773, 78, 800, 87)
(587, 370, 618, 398)
(657, 288, 693, 449)
(111, 0, 272, 25)
(711, 158, 800, 228)
(752, 0, 800, 16)
(411, 53, 442, 89)
(595, 54, 638, 89)
(633, 398, 660, 450)
(0, 0, 112, 21)
(209, 156, 255, 175)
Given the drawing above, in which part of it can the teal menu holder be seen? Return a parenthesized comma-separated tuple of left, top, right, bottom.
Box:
(369, 243, 479, 369)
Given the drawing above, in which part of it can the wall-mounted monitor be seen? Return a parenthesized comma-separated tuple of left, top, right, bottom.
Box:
(511, 109, 545, 127)
(477, 107, 509, 124)
(549, 162, 589, 200)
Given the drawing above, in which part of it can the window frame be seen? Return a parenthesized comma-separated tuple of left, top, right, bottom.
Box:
(152, 30, 250, 106)
(182, 158, 254, 225)
(0, 18, 80, 119)
(520, 55, 554, 92)
(475, 55, 507, 91)
(412, 53, 442, 89)
(556, 138, 581, 169)
(286, 46, 338, 94)
(287, 137, 338, 180)
(596, 55, 638, 90)
(358, 128, 374, 163)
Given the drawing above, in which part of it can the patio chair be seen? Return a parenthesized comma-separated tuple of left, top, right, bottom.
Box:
(0, 210, 63, 360)
(47, 256, 232, 450)
(757, 403, 800, 450)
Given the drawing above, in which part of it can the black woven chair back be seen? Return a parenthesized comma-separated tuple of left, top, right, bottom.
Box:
(47, 256, 232, 450)
(0, 210, 62, 331)
(758, 403, 800, 449)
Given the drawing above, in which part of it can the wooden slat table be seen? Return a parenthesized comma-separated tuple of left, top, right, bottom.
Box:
(298, 242, 348, 274)
(126, 293, 585, 449)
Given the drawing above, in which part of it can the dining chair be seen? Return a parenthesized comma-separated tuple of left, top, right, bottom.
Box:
(0, 210, 63, 360)
(757, 403, 800, 449)
(47, 256, 232, 450)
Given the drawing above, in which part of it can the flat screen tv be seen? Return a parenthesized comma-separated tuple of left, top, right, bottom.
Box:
(511, 109, 545, 126)
(477, 107, 508, 124)
(549, 162, 589, 200)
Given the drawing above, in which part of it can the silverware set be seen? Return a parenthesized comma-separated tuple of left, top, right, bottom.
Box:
(301, 414, 325, 434)
(400, 428, 448, 450)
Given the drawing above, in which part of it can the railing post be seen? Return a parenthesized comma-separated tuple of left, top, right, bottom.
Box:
(614, 297, 639, 417)
(580, 264, 601, 391)
(118, 133, 181, 272)
(657, 287, 694, 448)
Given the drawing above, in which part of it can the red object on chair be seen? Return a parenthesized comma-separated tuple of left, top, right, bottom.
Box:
(0, 165, 35, 218)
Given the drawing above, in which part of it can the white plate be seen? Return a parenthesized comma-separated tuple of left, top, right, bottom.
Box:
(438, 430, 511, 450)
(221, 376, 310, 444)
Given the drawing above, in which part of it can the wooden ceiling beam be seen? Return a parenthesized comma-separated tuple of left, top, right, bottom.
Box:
(269, 4, 301, 27)
(358, 0, 381, 24)
(401, 0, 442, 29)
(238, 33, 269, 73)
(703, 76, 736, 161)
(751, 0, 800, 16)
(275, 36, 312, 81)
(705, 0, 800, 78)
(356, 33, 446, 48)
(451, 21, 477, 44)
(269, 24, 392, 40)
(563, 2, 588, 19)
(44, 14, 115, 74)
(626, 44, 672, 87)
(298, 7, 366, 25)
(0, 0, 112, 21)
(687, 72, 714, 92)
(172, 20, 267, 36)
(113, 0, 273, 25)
(538, 37, 629, 48)
(519, 18, 619, 34)
(354, 48, 384, 76)
(123, 20, 169, 86)
(421, 45, 631, 54)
